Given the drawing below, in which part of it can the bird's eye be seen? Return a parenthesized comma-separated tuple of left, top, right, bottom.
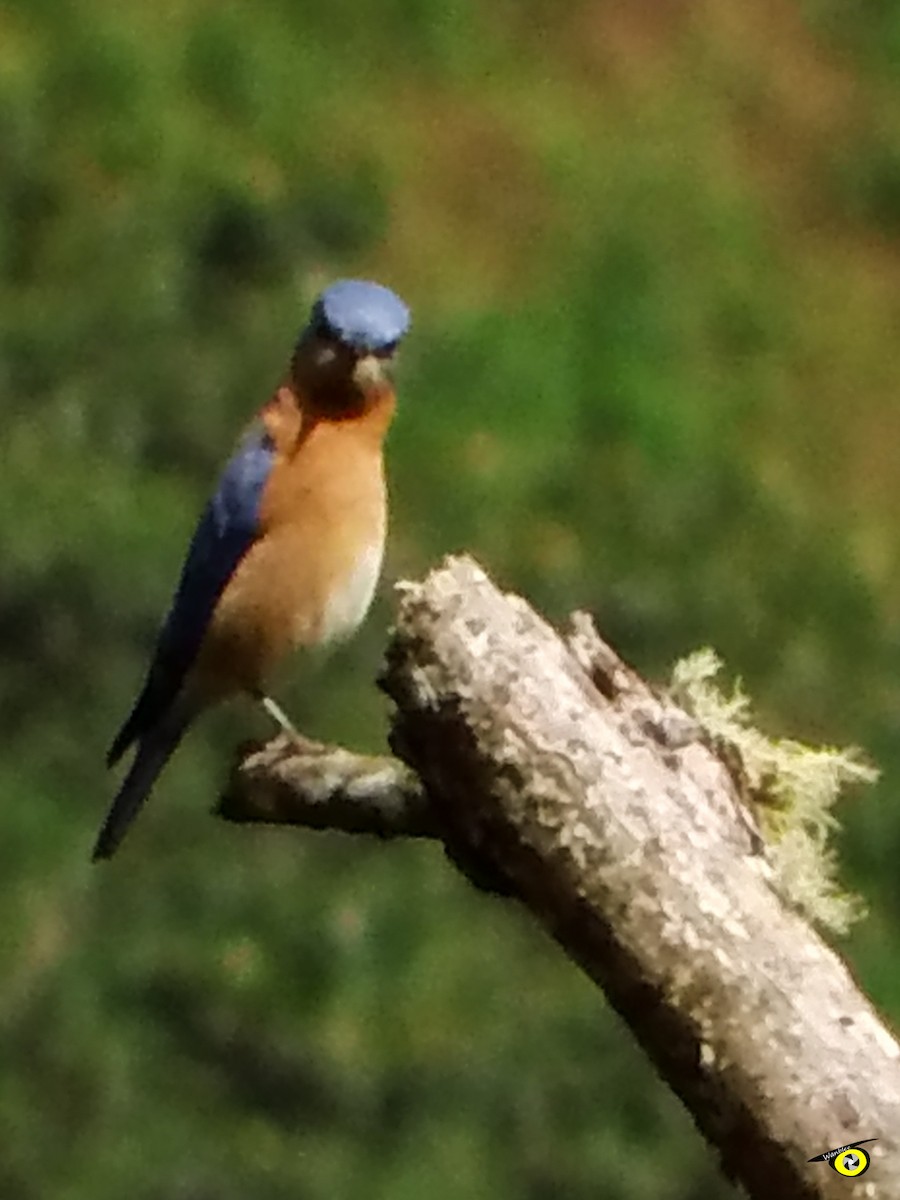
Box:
(374, 341, 398, 360)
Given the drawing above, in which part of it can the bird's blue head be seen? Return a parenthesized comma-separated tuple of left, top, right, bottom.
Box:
(308, 279, 411, 356)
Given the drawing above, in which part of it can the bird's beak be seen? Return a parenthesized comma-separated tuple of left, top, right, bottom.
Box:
(352, 353, 388, 390)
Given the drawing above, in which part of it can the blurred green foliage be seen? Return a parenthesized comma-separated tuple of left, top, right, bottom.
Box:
(3, 1, 900, 1196)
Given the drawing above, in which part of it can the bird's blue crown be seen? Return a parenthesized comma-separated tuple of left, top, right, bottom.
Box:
(309, 279, 410, 354)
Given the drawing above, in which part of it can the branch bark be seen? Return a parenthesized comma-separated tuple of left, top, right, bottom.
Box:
(219, 734, 433, 837)
(219, 555, 900, 1199)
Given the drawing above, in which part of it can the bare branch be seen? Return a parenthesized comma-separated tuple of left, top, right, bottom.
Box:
(218, 734, 434, 838)
(217, 555, 900, 1199)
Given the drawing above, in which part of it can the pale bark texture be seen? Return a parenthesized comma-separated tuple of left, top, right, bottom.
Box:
(221, 556, 900, 1199)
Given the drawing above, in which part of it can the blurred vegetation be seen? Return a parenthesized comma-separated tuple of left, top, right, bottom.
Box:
(3, 0, 900, 1196)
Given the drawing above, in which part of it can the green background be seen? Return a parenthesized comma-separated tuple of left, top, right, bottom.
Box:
(2, 1, 899, 1195)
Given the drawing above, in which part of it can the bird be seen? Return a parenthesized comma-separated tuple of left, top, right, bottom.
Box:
(92, 278, 411, 861)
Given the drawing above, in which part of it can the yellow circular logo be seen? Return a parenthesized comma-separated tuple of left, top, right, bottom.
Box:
(833, 1147, 871, 1177)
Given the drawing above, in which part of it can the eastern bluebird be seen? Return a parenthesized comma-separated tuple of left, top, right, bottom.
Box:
(93, 279, 411, 861)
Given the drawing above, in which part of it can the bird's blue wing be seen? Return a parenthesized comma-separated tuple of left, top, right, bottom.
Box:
(107, 426, 275, 766)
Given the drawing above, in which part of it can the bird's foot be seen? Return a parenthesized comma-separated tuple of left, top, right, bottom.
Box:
(256, 694, 311, 748)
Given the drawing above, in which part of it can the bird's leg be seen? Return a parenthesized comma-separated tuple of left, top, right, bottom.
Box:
(256, 692, 302, 740)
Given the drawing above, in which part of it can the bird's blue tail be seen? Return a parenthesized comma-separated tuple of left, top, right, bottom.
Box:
(93, 709, 193, 861)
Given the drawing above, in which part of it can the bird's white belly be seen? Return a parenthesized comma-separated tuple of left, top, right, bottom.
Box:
(314, 541, 384, 645)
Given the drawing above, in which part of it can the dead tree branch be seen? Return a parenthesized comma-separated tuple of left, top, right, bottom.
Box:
(219, 555, 900, 1199)
(219, 734, 432, 837)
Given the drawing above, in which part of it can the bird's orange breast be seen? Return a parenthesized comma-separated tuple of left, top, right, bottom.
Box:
(190, 386, 395, 697)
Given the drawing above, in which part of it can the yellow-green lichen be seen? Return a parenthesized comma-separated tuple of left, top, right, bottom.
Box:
(669, 649, 876, 935)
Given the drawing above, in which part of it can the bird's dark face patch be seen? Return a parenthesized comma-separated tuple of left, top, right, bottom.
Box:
(292, 333, 392, 416)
